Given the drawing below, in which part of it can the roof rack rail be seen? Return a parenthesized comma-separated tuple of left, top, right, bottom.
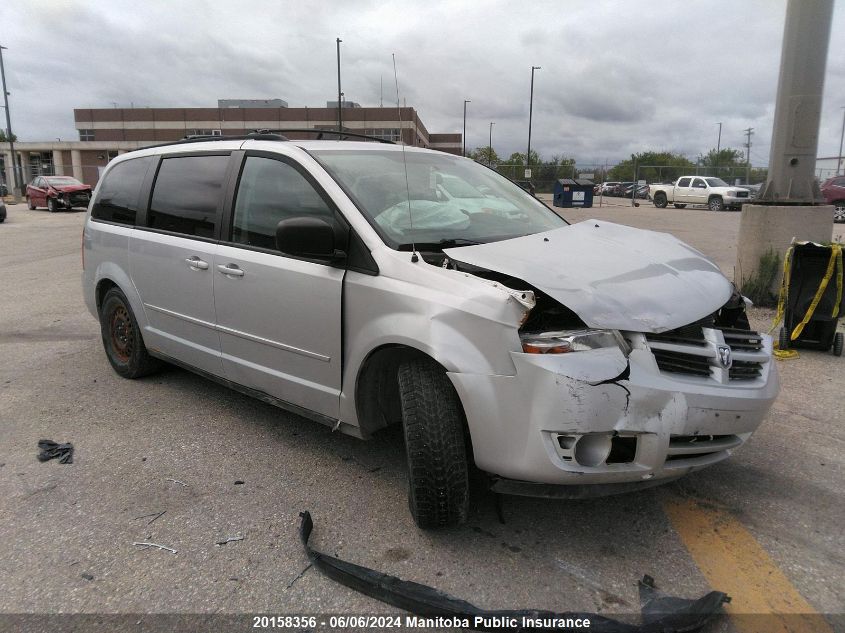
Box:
(141, 131, 288, 150)
(254, 128, 396, 144)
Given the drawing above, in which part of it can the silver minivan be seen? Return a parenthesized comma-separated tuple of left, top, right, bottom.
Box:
(82, 133, 778, 528)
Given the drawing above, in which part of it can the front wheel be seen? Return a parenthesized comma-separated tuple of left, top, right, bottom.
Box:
(397, 357, 469, 529)
(653, 192, 668, 208)
(674, 203, 687, 209)
(834, 332, 843, 357)
(47, 198, 58, 213)
(708, 196, 724, 211)
(99, 287, 162, 378)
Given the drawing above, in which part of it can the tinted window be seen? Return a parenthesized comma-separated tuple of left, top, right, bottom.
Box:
(92, 157, 152, 225)
(231, 156, 334, 250)
(677, 177, 691, 187)
(692, 178, 706, 188)
(148, 155, 229, 238)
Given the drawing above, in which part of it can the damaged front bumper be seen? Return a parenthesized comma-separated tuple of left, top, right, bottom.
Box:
(449, 332, 778, 492)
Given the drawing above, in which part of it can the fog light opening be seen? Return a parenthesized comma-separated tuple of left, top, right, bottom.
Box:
(573, 434, 612, 467)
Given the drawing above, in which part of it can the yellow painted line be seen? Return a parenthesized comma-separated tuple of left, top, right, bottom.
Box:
(663, 497, 833, 633)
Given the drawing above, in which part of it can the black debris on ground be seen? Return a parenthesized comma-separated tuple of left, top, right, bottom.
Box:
(37, 439, 74, 464)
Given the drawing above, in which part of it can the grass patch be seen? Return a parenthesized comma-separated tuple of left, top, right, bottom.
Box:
(740, 248, 781, 307)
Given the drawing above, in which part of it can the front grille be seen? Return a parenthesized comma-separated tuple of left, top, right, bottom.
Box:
(645, 323, 767, 382)
(666, 434, 742, 460)
(69, 192, 90, 205)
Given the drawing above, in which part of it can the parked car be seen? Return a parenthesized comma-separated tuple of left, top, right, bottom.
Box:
(82, 135, 778, 528)
(1, 181, 7, 196)
(598, 181, 620, 195)
(820, 175, 845, 223)
(26, 175, 93, 212)
(0, 198, 6, 223)
(649, 176, 751, 210)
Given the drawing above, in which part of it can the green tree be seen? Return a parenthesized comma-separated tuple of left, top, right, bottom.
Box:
(608, 151, 695, 183)
(697, 147, 747, 183)
(495, 151, 541, 180)
(468, 146, 500, 167)
(0, 130, 17, 142)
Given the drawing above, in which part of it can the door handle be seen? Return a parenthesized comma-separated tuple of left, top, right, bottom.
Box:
(217, 264, 245, 277)
(185, 257, 209, 270)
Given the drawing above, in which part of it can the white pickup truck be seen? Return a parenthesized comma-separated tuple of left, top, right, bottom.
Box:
(649, 176, 751, 211)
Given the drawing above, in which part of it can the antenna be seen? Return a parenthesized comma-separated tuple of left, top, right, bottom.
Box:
(392, 53, 417, 262)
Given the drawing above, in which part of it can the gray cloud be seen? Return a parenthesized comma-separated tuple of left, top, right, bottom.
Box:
(1, 0, 843, 168)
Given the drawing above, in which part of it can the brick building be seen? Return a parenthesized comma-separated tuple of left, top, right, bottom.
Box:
(2, 102, 462, 190)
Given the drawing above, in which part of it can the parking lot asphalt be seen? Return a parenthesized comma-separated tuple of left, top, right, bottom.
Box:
(1, 202, 843, 632)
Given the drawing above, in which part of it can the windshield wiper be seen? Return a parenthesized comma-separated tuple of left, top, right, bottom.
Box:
(397, 238, 483, 251)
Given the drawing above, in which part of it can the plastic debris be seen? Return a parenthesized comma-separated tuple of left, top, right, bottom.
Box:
(37, 439, 74, 464)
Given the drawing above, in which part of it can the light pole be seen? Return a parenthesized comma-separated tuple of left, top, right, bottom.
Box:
(715, 121, 722, 173)
(837, 106, 845, 176)
(462, 100, 471, 157)
(526, 65, 541, 179)
(336, 37, 343, 133)
(0, 44, 21, 201)
(488, 121, 494, 166)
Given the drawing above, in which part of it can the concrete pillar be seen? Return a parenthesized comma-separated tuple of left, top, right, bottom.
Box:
(3, 150, 12, 192)
(71, 149, 83, 181)
(19, 152, 30, 183)
(736, 204, 834, 296)
(117, 149, 127, 155)
(52, 149, 64, 177)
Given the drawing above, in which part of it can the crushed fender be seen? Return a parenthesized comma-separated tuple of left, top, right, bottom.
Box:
(298, 511, 729, 632)
(37, 439, 74, 464)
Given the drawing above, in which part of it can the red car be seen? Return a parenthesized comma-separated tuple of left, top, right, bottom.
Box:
(26, 176, 93, 212)
(820, 175, 845, 223)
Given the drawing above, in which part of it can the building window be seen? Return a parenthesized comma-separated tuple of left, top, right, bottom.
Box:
(364, 128, 401, 142)
(186, 129, 220, 137)
(107, 150, 119, 162)
(79, 129, 95, 141)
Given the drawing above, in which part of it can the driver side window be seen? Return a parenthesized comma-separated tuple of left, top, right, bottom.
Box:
(231, 156, 334, 251)
(692, 178, 706, 188)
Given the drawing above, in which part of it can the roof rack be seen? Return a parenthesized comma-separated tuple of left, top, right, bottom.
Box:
(257, 128, 396, 144)
(141, 131, 288, 150)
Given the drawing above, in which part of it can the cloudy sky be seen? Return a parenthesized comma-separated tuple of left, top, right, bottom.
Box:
(1, 0, 844, 168)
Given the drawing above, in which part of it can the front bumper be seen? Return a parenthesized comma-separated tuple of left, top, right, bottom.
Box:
(449, 334, 778, 489)
(723, 195, 751, 207)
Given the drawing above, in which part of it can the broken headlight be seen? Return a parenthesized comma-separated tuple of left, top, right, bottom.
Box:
(520, 329, 628, 355)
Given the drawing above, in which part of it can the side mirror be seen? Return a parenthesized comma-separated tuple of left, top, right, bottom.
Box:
(275, 216, 344, 261)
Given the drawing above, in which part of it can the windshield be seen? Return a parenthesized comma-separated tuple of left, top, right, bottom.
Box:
(705, 177, 729, 187)
(45, 177, 83, 186)
(310, 149, 565, 249)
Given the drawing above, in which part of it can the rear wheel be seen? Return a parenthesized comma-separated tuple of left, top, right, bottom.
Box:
(47, 197, 58, 213)
(673, 203, 687, 209)
(834, 332, 843, 357)
(653, 192, 668, 208)
(708, 196, 724, 211)
(27, 196, 35, 210)
(397, 357, 469, 529)
(99, 287, 161, 378)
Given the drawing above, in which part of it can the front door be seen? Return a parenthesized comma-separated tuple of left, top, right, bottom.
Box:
(213, 153, 344, 419)
(690, 177, 708, 204)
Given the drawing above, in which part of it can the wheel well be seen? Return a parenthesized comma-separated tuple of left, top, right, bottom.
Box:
(95, 279, 119, 312)
(356, 345, 463, 438)
(709, 194, 723, 200)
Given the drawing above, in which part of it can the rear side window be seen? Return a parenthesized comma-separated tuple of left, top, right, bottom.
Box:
(92, 156, 153, 225)
(147, 155, 230, 238)
(677, 177, 691, 187)
(231, 156, 334, 250)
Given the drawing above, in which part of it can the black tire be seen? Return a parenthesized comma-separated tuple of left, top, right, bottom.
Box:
(99, 287, 161, 378)
(708, 196, 724, 211)
(27, 196, 35, 210)
(47, 197, 58, 213)
(779, 327, 789, 351)
(653, 192, 668, 208)
(673, 203, 687, 209)
(834, 332, 843, 357)
(833, 202, 845, 224)
(397, 357, 469, 529)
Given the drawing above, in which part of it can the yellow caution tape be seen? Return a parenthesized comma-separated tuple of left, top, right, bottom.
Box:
(769, 243, 843, 360)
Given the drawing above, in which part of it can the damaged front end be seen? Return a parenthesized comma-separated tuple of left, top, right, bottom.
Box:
(429, 239, 778, 495)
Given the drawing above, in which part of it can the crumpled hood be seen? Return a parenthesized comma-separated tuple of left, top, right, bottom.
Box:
(52, 184, 91, 193)
(444, 220, 733, 333)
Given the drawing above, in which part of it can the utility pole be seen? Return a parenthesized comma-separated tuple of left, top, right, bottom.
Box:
(744, 127, 754, 184)
(462, 100, 471, 157)
(837, 106, 845, 176)
(336, 38, 343, 133)
(0, 44, 21, 201)
(715, 122, 722, 173)
(526, 66, 540, 179)
(488, 122, 494, 166)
